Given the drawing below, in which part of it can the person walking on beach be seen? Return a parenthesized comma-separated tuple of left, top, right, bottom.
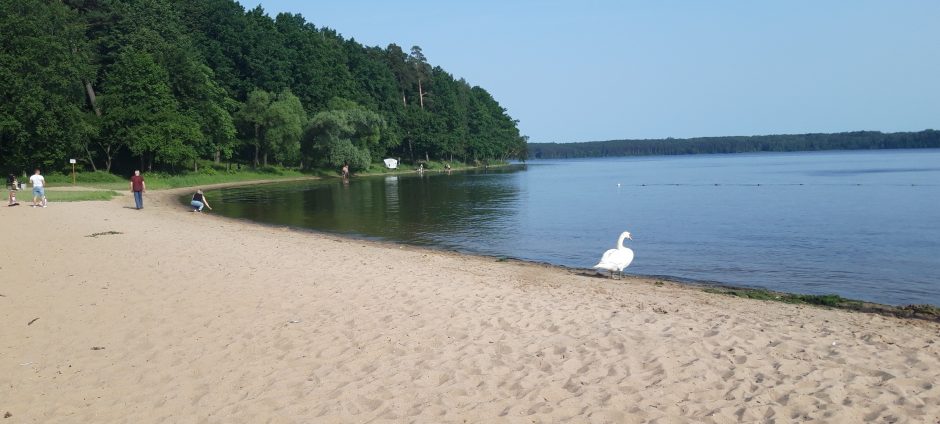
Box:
(129, 170, 146, 209)
(7, 174, 20, 206)
(29, 169, 46, 207)
(191, 189, 212, 212)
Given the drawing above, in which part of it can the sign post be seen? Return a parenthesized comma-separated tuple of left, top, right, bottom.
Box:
(69, 159, 76, 185)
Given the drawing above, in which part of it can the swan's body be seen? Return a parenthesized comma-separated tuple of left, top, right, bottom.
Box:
(594, 231, 634, 278)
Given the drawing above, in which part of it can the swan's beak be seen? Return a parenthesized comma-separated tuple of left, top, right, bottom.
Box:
(627, 234, 633, 240)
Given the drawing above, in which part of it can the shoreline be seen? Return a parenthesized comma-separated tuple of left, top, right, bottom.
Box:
(2, 187, 939, 422)
(191, 179, 940, 321)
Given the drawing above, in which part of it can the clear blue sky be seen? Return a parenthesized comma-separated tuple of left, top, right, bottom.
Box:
(247, 0, 939, 143)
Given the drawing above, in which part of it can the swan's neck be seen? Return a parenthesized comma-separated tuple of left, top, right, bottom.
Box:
(617, 234, 628, 249)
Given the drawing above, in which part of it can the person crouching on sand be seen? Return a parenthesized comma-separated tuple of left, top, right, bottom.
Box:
(191, 189, 212, 212)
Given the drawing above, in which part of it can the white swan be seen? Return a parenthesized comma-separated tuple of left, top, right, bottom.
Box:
(594, 231, 634, 279)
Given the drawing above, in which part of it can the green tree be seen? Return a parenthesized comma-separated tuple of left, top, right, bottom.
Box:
(408, 45, 431, 109)
(236, 89, 306, 167)
(385, 43, 414, 107)
(302, 98, 386, 171)
(264, 90, 306, 166)
(5, 0, 527, 173)
(99, 48, 199, 171)
(0, 0, 93, 172)
(236, 89, 271, 167)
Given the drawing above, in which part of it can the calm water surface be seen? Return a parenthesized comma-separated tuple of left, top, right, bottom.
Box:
(208, 149, 940, 306)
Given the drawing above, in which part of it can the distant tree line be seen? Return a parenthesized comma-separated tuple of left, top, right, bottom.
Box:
(527, 130, 940, 159)
(0, 0, 527, 175)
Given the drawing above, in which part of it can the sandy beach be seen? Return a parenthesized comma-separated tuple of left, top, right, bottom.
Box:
(1, 187, 938, 423)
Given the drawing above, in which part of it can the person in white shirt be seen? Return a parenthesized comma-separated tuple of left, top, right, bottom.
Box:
(29, 169, 46, 207)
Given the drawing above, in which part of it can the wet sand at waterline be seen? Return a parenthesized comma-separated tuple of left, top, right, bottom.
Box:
(1, 188, 938, 423)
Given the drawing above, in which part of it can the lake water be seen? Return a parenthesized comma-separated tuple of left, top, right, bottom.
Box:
(207, 149, 940, 306)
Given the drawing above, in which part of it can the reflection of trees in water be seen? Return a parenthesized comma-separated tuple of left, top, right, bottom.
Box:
(211, 167, 524, 248)
(394, 172, 521, 245)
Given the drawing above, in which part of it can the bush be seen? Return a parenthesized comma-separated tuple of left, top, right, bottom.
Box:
(44, 171, 125, 185)
(198, 166, 218, 176)
(324, 139, 370, 171)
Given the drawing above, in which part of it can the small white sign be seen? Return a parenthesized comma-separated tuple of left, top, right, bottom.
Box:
(69, 159, 77, 164)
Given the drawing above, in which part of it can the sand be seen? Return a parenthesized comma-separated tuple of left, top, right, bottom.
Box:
(1, 186, 938, 423)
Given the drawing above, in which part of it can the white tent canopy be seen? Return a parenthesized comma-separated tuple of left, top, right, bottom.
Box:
(383, 158, 398, 169)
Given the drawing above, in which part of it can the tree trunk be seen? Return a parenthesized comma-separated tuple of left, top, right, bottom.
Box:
(84, 80, 102, 117)
(252, 123, 261, 168)
(214, 148, 221, 163)
(82, 80, 101, 172)
(402, 91, 407, 107)
(418, 79, 424, 109)
(262, 152, 268, 167)
(193, 158, 198, 172)
(83, 143, 98, 172)
(102, 144, 114, 172)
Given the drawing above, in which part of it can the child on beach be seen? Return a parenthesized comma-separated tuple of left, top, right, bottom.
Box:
(7, 174, 19, 206)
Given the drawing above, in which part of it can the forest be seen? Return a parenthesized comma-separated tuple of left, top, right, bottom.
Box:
(527, 130, 940, 159)
(0, 0, 528, 176)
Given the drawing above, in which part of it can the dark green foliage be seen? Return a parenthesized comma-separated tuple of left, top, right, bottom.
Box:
(1, 0, 524, 174)
(0, 0, 93, 172)
(529, 130, 940, 159)
(705, 288, 857, 307)
(302, 99, 385, 171)
(100, 48, 200, 170)
(792, 294, 851, 307)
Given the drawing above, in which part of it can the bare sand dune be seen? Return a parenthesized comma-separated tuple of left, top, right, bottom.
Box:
(1, 188, 938, 423)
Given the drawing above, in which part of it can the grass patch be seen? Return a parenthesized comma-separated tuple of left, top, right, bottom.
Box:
(702, 287, 860, 307)
(793, 294, 853, 307)
(42, 167, 307, 190)
(44, 190, 119, 202)
(39, 160, 506, 191)
(702, 286, 939, 322)
(143, 168, 305, 190)
(45, 171, 125, 185)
